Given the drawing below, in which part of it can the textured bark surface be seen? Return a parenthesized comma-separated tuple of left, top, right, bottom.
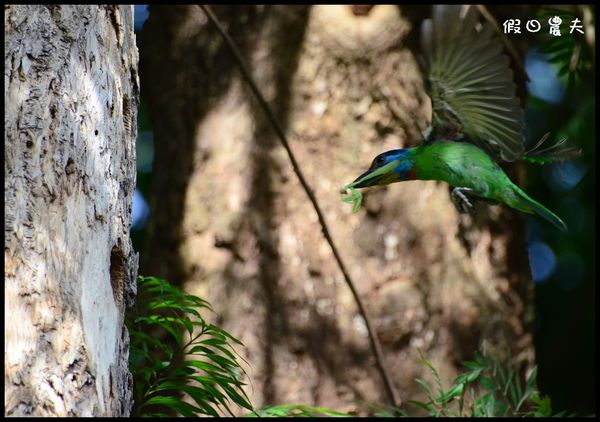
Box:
(5, 5, 138, 416)
(140, 5, 534, 414)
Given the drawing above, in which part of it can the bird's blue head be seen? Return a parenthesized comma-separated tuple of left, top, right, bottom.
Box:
(351, 148, 417, 188)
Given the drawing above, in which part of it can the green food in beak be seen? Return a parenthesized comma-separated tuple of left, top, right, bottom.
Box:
(340, 161, 397, 212)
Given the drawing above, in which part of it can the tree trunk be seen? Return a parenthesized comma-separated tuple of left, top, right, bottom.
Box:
(5, 5, 138, 416)
(140, 5, 534, 414)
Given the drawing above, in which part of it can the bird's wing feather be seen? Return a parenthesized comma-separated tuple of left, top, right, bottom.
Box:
(421, 5, 525, 161)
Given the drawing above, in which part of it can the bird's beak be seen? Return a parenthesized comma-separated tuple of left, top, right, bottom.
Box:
(350, 161, 397, 189)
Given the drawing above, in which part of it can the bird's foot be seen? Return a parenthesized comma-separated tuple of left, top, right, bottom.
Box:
(451, 187, 477, 217)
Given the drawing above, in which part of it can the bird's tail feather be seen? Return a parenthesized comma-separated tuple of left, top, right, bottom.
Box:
(514, 188, 567, 232)
(522, 133, 582, 165)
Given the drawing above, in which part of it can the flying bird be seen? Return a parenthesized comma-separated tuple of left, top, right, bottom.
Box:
(341, 5, 580, 231)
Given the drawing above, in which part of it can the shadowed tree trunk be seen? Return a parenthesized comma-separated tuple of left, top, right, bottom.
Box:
(5, 5, 138, 416)
(140, 5, 534, 414)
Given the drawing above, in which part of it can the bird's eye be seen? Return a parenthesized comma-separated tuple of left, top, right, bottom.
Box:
(370, 155, 385, 170)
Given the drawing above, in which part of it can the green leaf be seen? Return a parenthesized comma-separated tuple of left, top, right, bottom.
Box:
(204, 353, 240, 373)
(495, 399, 509, 417)
(497, 362, 507, 386)
(141, 395, 204, 417)
(461, 360, 482, 370)
(485, 393, 496, 416)
(514, 372, 523, 407)
(177, 384, 221, 416)
(438, 383, 464, 403)
(407, 399, 434, 414)
(525, 366, 538, 393)
(414, 378, 434, 399)
(197, 339, 239, 361)
(186, 359, 227, 374)
(506, 370, 517, 408)
(340, 186, 363, 213)
(218, 382, 253, 410)
(474, 352, 486, 366)
(454, 368, 481, 385)
(531, 392, 553, 417)
(194, 377, 228, 403)
(479, 375, 496, 392)
(207, 324, 245, 346)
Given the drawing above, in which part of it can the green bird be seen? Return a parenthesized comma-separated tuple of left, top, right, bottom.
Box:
(341, 5, 580, 231)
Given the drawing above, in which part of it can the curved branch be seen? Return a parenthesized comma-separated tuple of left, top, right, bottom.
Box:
(198, 4, 400, 408)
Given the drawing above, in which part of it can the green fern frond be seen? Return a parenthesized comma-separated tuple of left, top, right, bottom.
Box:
(127, 276, 252, 417)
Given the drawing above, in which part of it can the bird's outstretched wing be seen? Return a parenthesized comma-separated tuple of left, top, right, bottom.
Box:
(421, 5, 525, 161)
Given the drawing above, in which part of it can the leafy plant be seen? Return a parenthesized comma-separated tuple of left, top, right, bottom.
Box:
(404, 350, 569, 417)
(536, 6, 594, 88)
(126, 276, 253, 417)
(127, 277, 572, 418)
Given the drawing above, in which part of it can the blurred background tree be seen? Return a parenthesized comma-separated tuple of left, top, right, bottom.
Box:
(132, 5, 594, 415)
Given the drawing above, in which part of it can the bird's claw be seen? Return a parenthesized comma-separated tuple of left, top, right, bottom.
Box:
(451, 187, 477, 217)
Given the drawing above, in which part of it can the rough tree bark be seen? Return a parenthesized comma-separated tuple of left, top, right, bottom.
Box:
(140, 5, 534, 414)
(5, 5, 139, 416)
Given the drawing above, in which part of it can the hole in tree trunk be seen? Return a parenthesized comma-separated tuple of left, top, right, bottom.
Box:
(110, 246, 126, 307)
